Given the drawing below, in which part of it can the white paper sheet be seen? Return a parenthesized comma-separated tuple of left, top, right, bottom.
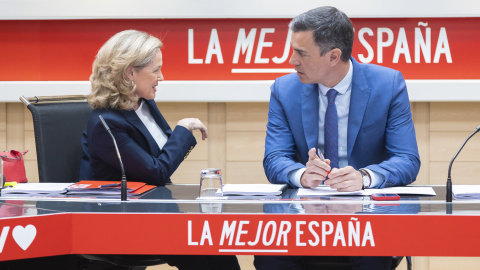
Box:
(296, 186, 436, 196)
(1, 183, 73, 195)
(220, 184, 287, 196)
(452, 185, 480, 199)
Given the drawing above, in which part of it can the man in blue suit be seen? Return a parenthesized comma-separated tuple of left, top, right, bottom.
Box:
(256, 6, 420, 270)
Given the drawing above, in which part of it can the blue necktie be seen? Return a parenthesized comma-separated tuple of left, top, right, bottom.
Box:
(324, 89, 339, 168)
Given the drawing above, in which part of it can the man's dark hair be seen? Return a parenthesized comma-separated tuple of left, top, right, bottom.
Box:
(289, 6, 354, 62)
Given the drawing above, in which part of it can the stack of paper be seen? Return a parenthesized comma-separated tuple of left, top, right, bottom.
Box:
(452, 185, 480, 199)
(66, 181, 155, 196)
(1, 183, 73, 196)
(297, 186, 436, 196)
(219, 184, 287, 199)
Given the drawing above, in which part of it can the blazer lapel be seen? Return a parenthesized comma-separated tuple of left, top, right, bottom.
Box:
(347, 58, 370, 159)
(119, 107, 159, 154)
(301, 84, 320, 150)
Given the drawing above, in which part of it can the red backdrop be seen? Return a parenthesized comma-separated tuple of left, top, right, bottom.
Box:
(0, 18, 478, 81)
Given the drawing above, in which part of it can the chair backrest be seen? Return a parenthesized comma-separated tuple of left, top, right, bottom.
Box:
(20, 95, 92, 183)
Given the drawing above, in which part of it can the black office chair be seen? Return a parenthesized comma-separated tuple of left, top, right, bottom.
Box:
(20, 95, 92, 183)
(20, 95, 166, 269)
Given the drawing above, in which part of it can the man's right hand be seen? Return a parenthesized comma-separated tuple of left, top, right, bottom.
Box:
(300, 148, 331, 188)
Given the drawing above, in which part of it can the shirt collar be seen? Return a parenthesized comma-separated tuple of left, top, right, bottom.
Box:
(318, 60, 353, 96)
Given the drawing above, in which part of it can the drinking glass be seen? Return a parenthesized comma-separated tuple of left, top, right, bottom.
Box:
(199, 168, 223, 198)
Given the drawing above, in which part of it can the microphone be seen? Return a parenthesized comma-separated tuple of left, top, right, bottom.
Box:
(99, 115, 127, 201)
(446, 125, 480, 207)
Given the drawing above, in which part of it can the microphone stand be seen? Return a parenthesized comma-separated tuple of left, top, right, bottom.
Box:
(99, 115, 128, 201)
(446, 126, 480, 214)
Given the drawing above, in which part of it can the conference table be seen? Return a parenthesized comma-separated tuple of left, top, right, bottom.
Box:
(0, 184, 479, 262)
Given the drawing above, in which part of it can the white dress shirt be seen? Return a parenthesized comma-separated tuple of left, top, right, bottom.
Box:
(135, 100, 168, 150)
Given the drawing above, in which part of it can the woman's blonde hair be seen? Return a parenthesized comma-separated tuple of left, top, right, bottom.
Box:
(88, 30, 163, 110)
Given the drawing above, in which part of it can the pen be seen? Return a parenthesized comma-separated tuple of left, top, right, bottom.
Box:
(99, 183, 122, 188)
(317, 148, 330, 176)
(316, 148, 326, 161)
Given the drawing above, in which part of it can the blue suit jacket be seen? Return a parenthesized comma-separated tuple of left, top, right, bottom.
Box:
(264, 58, 420, 188)
(79, 99, 196, 185)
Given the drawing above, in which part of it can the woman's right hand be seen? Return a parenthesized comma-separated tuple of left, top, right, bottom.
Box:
(177, 118, 208, 140)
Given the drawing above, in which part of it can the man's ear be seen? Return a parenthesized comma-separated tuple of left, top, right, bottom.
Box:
(126, 66, 135, 80)
(329, 48, 342, 66)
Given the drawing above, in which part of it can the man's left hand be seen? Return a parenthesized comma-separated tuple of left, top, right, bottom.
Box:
(323, 166, 363, 192)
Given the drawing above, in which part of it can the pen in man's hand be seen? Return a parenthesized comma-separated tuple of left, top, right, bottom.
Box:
(316, 148, 326, 161)
(317, 148, 330, 176)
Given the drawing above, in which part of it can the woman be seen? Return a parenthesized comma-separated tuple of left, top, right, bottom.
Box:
(80, 29, 207, 185)
(79, 30, 240, 270)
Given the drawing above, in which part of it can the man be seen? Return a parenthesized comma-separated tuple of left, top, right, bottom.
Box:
(256, 6, 420, 270)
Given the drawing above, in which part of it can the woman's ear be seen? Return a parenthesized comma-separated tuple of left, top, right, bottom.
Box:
(126, 66, 135, 81)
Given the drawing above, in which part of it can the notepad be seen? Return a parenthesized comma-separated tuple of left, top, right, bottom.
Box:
(66, 180, 154, 196)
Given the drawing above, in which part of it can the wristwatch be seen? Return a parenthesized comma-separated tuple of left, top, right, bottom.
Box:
(359, 169, 371, 189)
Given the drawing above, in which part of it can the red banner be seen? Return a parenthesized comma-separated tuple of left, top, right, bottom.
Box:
(1, 212, 480, 260)
(0, 214, 70, 261)
(0, 213, 480, 261)
(0, 18, 478, 81)
(71, 213, 479, 257)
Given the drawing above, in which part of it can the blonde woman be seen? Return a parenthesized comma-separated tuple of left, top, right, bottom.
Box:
(80, 30, 207, 185)
(79, 30, 239, 270)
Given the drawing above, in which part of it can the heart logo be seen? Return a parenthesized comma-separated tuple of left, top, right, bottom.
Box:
(12, 225, 37, 251)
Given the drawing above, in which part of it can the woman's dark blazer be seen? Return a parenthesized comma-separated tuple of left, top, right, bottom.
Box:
(79, 99, 196, 185)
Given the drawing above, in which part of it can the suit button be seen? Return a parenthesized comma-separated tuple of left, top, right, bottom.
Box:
(184, 146, 194, 159)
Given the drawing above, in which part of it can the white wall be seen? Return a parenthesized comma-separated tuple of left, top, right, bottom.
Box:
(1, 0, 479, 19)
